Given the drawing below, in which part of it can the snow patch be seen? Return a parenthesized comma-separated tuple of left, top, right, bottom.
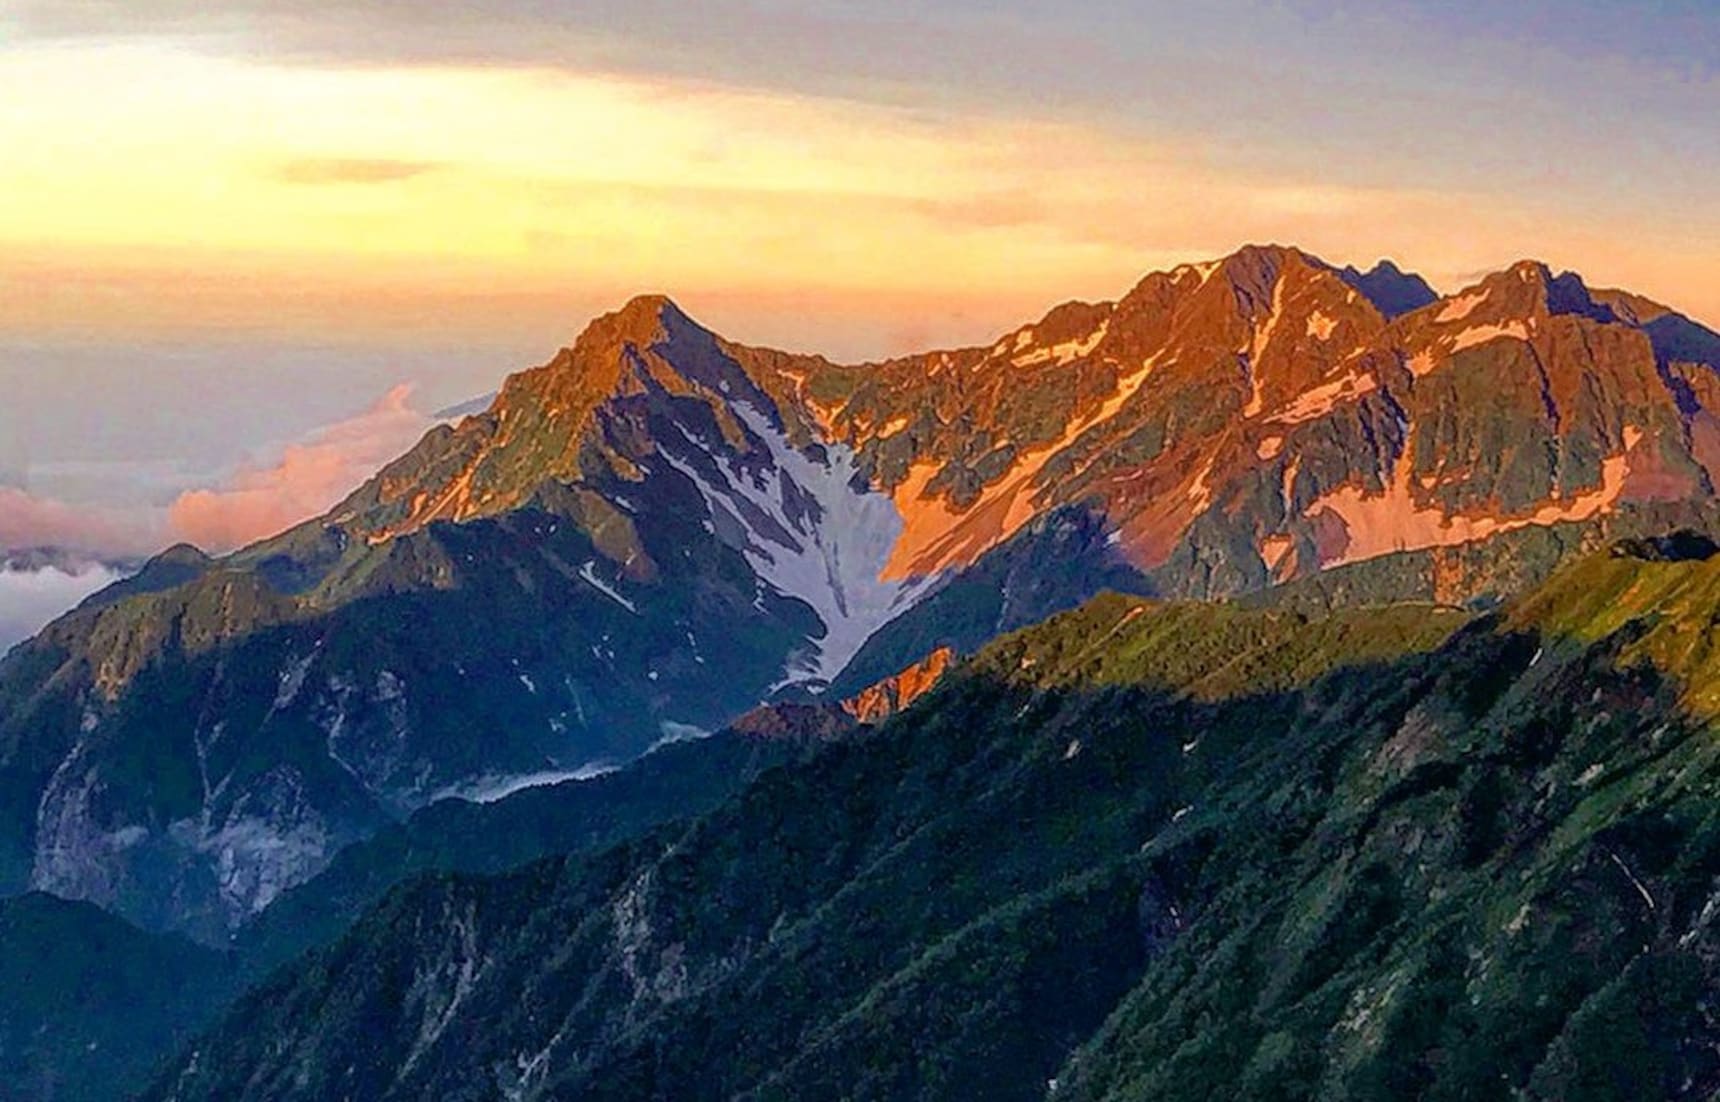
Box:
(579, 560, 638, 614)
(1186, 457, 1215, 511)
(1261, 534, 1293, 573)
(272, 651, 317, 710)
(661, 402, 936, 687)
(651, 720, 709, 750)
(1436, 290, 1489, 323)
(1242, 276, 1288, 417)
(1449, 321, 1531, 353)
(1270, 371, 1378, 425)
(1011, 321, 1109, 367)
(1306, 427, 1638, 567)
(885, 352, 1164, 579)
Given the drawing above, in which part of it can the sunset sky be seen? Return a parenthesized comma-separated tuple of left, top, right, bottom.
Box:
(2, 0, 1718, 573)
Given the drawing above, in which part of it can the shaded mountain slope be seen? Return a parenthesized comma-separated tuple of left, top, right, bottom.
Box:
(147, 540, 1720, 1101)
(0, 688, 877, 1102)
(234, 691, 875, 978)
(0, 503, 817, 939)
(0, 893, 235, 1102)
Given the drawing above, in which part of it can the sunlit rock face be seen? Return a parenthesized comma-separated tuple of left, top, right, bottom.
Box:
(5, 246, 1720, 939)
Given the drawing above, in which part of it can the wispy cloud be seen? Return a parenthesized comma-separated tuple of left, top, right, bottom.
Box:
(270, 157, 444, 185)
(1, 4, 1716, 346)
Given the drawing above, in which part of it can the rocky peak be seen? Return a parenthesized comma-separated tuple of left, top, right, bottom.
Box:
(507, 293, 688, 408)
(1442, 261, 1615, 327)
(1338, 259, 1438, 318)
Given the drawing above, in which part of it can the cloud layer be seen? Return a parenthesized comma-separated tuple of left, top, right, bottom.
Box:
(0, 385, 444, 645)
(168, 383, 435, 552)
(0, 486, 162, 556)
(0, 384, 441, 560)
(0, 562, 126, 651)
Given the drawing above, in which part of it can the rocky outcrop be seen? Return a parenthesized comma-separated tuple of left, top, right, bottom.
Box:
(840, 646, 954, 723)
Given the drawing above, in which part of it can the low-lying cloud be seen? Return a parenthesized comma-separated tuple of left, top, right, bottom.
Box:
(0, 385, 447, 643)
(1, 384, 443, 561)
(0, 561, 127, 651)
(168, 383, 437, 553)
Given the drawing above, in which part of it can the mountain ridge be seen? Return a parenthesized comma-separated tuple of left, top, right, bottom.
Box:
(143, 537, 1720, 1100)
(4, 243, 1720, 940)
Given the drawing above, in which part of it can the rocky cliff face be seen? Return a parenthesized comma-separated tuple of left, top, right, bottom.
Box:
(325, 247, 1720, 603)
(3, 245, 1718, 939)
(840, 645, 954, 723)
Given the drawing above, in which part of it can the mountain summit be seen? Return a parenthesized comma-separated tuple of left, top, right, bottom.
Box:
(3, 245, 1719, 937)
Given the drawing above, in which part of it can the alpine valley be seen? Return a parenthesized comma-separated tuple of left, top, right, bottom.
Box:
(7, 245, 1720, 1099)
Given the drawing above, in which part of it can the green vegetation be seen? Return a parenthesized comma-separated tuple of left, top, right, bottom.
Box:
(0, 893, 235, 1102)
(236, 727, 812, 975)
(146, 547, 1720, 1099)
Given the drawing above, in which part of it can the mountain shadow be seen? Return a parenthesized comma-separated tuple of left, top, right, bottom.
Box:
(146, 546, 1720, 1100)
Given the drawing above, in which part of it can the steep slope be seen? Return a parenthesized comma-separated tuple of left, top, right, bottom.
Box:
(140, 593, 1461, 1100)
(0, 702, 851, 1102)
(230, 728, 807, 979)
(147, 541, 1720, 1101)
(788, 249, 1720, 592)
(318, 294, 930, 687)
(0, 504, 819, 939)
(5, 247, 1718, 941)
(829, 506, 1151, 695)
(0, 892, 235, 1102)
(235, 673, 903, 977)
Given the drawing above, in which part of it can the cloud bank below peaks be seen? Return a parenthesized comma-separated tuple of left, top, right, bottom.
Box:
(168, 383, 439, 553)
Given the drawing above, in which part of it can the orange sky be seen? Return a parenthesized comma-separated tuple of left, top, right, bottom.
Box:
(3, 40, 1717, 362)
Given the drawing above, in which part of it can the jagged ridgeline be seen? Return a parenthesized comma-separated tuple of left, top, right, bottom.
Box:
(3, 245, 1720, 949)
(146, 541, 1720, 1100)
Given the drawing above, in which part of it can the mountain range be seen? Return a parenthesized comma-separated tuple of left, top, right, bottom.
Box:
(5, 243, 1720, 1099)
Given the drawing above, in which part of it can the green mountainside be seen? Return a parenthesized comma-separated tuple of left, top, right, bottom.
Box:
(143, 538, 1720, 1101)
(0, 893, 236, 1102)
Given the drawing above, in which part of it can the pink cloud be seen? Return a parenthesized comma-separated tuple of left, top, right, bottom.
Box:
(168, 384, 436, 553)
(0, 486, 162, 556)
